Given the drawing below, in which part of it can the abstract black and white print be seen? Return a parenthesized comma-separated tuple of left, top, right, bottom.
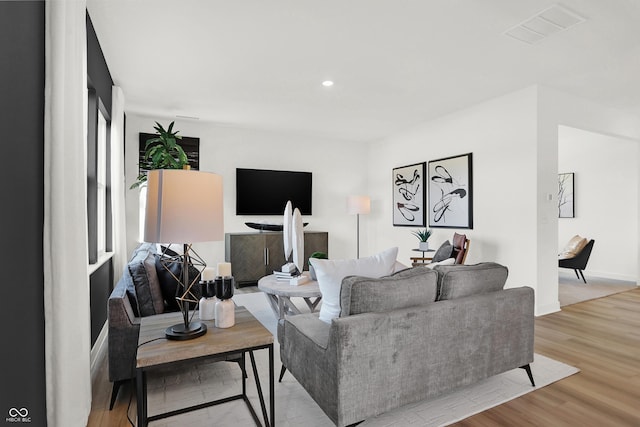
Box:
(392, 162, 426, 226)
(428, 153, 473, 229)
(558, 172, 574, 218)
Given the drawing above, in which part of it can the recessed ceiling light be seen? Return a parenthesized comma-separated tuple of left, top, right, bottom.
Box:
(322, 80, 334, 87)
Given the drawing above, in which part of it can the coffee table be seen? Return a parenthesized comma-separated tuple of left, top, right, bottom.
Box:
(258, 273, 322, 320)
(136, 308, 274, 427)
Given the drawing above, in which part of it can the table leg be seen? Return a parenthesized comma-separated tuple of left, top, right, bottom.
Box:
(269, 344, 275, 426)
(303, 297, 322, 313)
(281, 296, 302, 315)
(263, 293, 280, 319)
(249, 350, 270, 426)
(136, 369, 147, 427)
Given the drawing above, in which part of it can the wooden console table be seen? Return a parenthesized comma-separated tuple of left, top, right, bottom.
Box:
(136, 308, 274, 426)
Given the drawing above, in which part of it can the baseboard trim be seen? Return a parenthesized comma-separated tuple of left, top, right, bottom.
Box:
(90, 321, 108, 379)
(536, 301, 561, 316)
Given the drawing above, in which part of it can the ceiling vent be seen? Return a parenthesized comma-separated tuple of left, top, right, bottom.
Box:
(504, 4, 586, 44)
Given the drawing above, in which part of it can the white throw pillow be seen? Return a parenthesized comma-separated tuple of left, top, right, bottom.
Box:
(425, 257, 456, 269)
(310, 247, 398, 323)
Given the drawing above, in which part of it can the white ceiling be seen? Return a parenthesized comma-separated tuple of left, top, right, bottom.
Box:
(86, 0, 640, 142)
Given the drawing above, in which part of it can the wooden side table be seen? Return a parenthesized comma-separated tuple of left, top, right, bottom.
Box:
(409, 248, 435, 264)
(258, 273, 322, 320)
(136, 308, 274, 427)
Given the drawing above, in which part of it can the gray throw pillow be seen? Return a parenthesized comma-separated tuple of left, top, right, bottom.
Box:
(432, 240, 454, 263)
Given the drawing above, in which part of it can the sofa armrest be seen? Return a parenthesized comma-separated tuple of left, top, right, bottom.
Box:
(108, 277, 141, 383)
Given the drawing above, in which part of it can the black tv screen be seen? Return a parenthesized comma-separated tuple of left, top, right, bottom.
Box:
(236, 168, 312, 215)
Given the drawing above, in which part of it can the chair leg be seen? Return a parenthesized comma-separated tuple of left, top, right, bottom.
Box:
(278, 364, 287, 382)
(519, 364, 535, 387)
(579, 270, 587, 284)
(109, 380, 124, 410)
(574, 269, 581, 280)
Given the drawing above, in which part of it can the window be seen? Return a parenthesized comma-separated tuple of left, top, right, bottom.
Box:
(87, 88, 112, 265)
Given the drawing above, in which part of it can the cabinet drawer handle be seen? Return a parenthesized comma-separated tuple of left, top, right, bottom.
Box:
(265, 247, 269, 265)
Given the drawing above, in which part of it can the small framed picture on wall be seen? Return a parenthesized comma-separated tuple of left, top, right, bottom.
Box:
(392, 162, 426, 226)
(558, 172, 574, 218)
(427, 153, 473, 229)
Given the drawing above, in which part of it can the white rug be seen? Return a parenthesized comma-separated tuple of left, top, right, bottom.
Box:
(142, 292, 579, 427)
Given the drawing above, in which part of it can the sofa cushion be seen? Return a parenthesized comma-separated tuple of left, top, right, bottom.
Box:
(310, 247, 398, 323)
(128, 248, 164, 316)
(559, 235, 588, 260)
(434, 262, 508, 301)
(340, 266, 438, 317)
(432, 240, 454, 262)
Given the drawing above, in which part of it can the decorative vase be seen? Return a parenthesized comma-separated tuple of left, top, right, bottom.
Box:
(419, 241, 430, 251)
(309, 262, 317, 281)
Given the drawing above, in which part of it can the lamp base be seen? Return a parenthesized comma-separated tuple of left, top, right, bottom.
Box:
(165, 321, 207, 341)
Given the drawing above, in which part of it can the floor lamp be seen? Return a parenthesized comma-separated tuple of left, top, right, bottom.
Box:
(144, 169, 224, 340)
(347, 195, 371, 258)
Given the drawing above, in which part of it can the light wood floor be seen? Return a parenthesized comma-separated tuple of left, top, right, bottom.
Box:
(89, 288, 640, 427)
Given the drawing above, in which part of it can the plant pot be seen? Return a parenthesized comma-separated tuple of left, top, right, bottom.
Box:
(419, 241, 430, 251)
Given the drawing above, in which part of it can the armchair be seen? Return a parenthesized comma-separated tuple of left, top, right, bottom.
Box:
(559, 238, 595, 283)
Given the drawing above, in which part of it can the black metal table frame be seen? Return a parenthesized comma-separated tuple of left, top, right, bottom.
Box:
(136, 343, 274, 427)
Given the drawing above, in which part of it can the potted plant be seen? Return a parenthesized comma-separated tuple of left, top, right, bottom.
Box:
(309, 251, 328, 281)
(411, 228, 432, 251)
(130, 121, 189, 189)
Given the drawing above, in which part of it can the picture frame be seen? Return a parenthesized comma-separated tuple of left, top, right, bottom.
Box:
(138, 132, 200, 177)
(427, 153, 473, 229)
(392, 162, 426, 226)
(558, 172, 574, 218)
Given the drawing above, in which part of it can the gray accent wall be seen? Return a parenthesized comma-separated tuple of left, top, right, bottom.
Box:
(0, 1, 47, 424)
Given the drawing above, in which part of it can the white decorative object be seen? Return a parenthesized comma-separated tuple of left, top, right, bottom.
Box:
(292, 208, 304, 272)
(217, 262, 232, 277)
(310, 247, 398, 323)
(199, 296, 216, 320)
(215, 299, 235, 328)
(283, 201, 293, 261)
(290, 274, 311, 286)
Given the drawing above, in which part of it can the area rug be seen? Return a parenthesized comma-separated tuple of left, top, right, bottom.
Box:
(142, 293, 579, 427)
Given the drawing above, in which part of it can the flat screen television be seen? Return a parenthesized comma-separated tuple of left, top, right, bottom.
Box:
(236, 168, 312, 215)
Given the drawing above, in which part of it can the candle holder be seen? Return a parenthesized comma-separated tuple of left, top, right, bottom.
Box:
(214, 276, 235, 328)
(198, 279, 216, 321)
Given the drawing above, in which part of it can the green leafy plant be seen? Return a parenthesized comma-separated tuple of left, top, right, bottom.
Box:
(411, 228, 432, 242)
(310, 251, 328, 259)
(130, 121, 189, 189)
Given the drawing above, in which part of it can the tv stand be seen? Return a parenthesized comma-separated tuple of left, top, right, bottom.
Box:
(225, 231, 328, 287)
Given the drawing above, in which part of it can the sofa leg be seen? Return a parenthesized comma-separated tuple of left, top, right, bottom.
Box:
(520, 364, 535, 387)
(109, 380, 124, 410)
(278, 364, 287, 382)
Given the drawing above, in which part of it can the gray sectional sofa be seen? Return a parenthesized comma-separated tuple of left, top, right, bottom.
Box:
(279, 262, 535, 426)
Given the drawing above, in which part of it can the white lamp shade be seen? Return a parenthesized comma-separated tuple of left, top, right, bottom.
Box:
(144, 169, 224, 243)
(347, 195, 371, 215)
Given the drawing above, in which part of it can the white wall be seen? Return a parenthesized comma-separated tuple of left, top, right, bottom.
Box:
(558, 126, 638, 281)
(367, 87, 544, 307)
(125, 114, 369, 266)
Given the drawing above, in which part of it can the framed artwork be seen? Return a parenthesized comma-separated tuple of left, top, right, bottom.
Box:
(558, 172, 574, 218)
(392, 162, 426, 226)
(428, 153, 473, 229)
(138, 132, 200, 177)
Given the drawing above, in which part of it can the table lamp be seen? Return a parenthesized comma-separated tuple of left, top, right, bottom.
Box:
(144, 169, 224, 340)
(347, 195, 371, 258)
